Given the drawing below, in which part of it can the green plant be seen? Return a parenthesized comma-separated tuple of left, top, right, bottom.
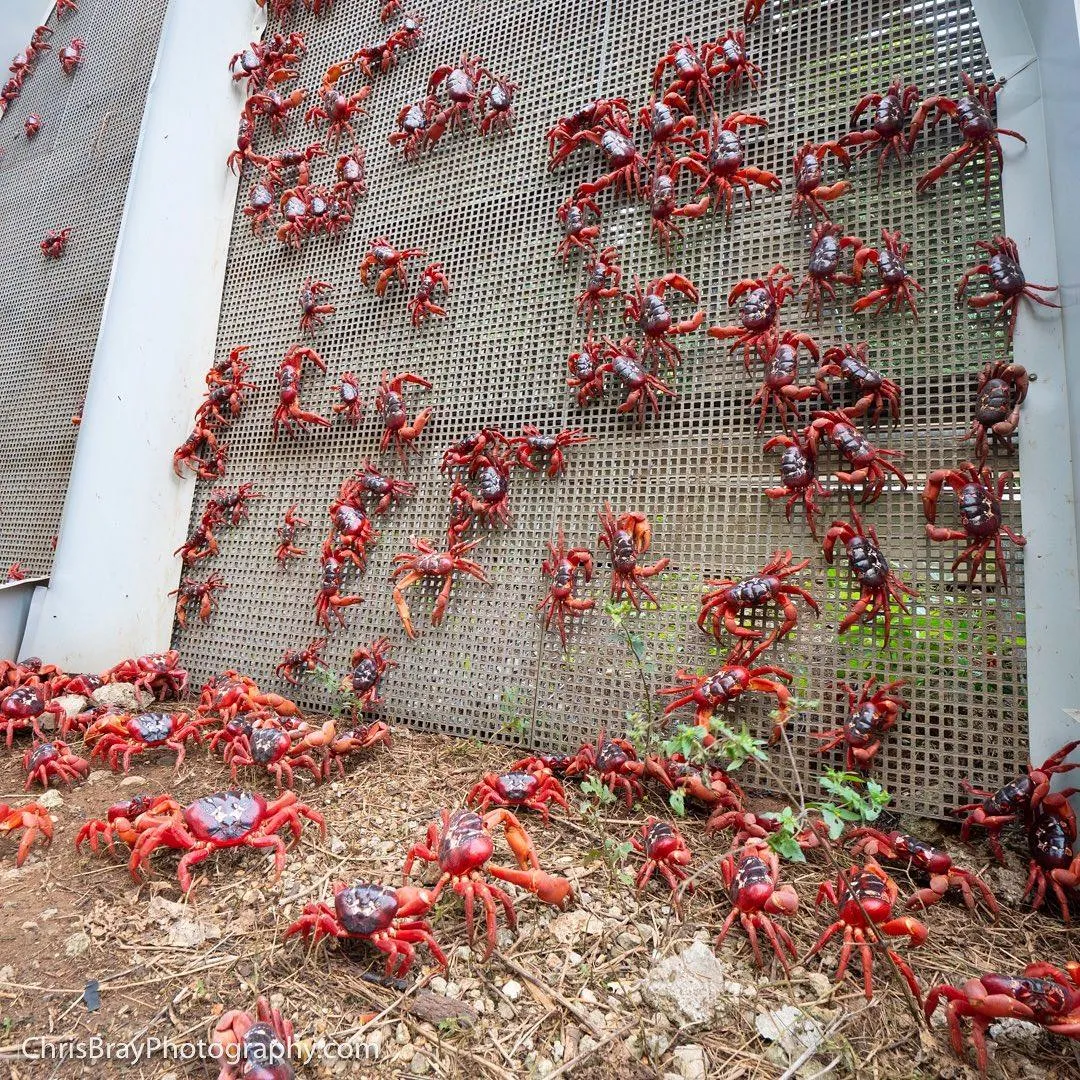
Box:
(307, 664, 357, 718)
(499, 685, 529, 736)
(577, 777, 635, 884)
(604, 599, 659, 756)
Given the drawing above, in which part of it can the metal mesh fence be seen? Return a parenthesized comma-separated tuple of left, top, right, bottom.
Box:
(177, 0, 1028, 819)
(0, 0, 168, 574)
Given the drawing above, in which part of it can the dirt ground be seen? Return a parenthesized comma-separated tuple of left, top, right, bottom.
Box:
(0, 717, 1077, 1080)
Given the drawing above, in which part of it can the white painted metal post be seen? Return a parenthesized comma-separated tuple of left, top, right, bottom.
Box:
(21, 0, 263, 669)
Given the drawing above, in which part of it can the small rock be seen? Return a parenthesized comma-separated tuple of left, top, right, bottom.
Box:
(755, 1006, 825, 1061)
(672, 1044, 707, 1080)
(579, 987, 598, 1005)
(53, 695, 88, 718)
(120, 775, 148, 787)
(430, 976, 448, 995)
(92, 683, 147, 712)
(328, 836, 346, 855)
(989, 1017, 1044, 1046)
(645, 1031, 671, 1060)
(86, 770, 112, 785)
(36, 789, 63, 810)
(396, 1044, 415, 1065)
(0, 965, 16, 983)
(411, 1052, 431, 1075)
(536, 1058, 554, 1077)
(802, 972, 833, 999)
(166, 918, 220, 948)
(497, 1001, 514, 1021)
(21, 921, 38, 931)
(64, 932, 91, 957)
(159, 1073, 178, 1080)
(551, 908, 604, 943)
(364, 1028, 385, 1057)
(501, 980, 523, 1002)
(551, 1039, 564, 1062)
(642, 941, 746, 1025)
(39, 908, 57, 921)
(579, 1035, 599, 1058)
(394, 1022, 410, 1045)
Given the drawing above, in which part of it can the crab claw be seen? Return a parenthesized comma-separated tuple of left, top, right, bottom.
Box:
(483, 808, 540, 869)
(394, 885, 435, 919)
(489, 865, 573, 909)
(879, 915, 928, 946)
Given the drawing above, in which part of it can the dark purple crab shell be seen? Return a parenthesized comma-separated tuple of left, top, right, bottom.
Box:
(129, 712, 176, 745)
(27, 742, 60, 769)
(250, 727, 291, 764)
(349, 658, 379, 693)
(496, 771, 540, 802)
(183, 790, 266, 844)
(2, 687, 45, 717)
(241, 1022, 294, 1080)
(335, 881, 400, 935)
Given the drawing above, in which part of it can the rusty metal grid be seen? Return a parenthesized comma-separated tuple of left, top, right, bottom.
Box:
(0, 0, 168, 574)
(178, 0, 1027, 819)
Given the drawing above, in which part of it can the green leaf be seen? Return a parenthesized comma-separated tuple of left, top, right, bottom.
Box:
(668, 788, 686, 817)
(819, 806, 846, 840)
(767, 831, 806, 863)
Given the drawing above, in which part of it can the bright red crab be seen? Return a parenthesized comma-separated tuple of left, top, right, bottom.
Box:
(597, 503, 668, 609)
(659, 649, 794, 743)
(22, 741, 88, 790)
(1, 686, 65, 747)
(275, 637, 328, 686)
(77, 790, 325, 894)
(467, 764, 569, 821)
(556, 197, 601, 261)
(333, 146, 367, 204)
(172, 423, 223, 480)
(538, 528, 595, 646)
(852, 228, 924, 321)
(676, 111, 779, 218)
(344, 460, 417, 515)
(428, 54, 484, 130)
(331, 372, 365, 426)
(84, 711, 211, 773)
(511, 425, 590, 477)
(566, 332, 610, 406)
(478, 70, 516, 135)
(698, 550, 820, 661)
(408, 263, 449, 326)
(403, 808, 572, 957)
(450, 451, 513, 528)
(564, 730, 650, 807)
(926, 962, 1080, 1077)
(223, 718, 323, 791)
(811, 675, 908, 772)
(174, 519, 220, 568)
(955, 235, 1058, 343)
(806, 411, 908, 503)
(211, 994, 295, 1080)
(708, 263, 794, 370)
(573, 113, 647, 200)
(546, 98, 630, 170)
(248, 88, 308, 138)
(274, 504, 309, 567)
(622, 272, 703, 372)
(376, 371, 432, 468)
(340, 638, 396, 709)
(170, 572, 227, 628)
(390, 533, 490, 638)
(639, 93, 700, 168)
(817, 342, 900, 423)
(41, 228, 71, 259)
(104, 651, 189, 700)
(710, 28, 761, 91)
(197, 672, 302, 726)
(964, 361, 1028, 461)
(632, 817, 693, 903)
(287, 880, 446, 976)
(322, 721, 392, 779)
(360, 237, 424, 295)
(389, 96, 441, 161)
(922, 463, 1026, 588)
(645, 755, 745, 814)
(297, 278, 335, 335)
(652, 38, 715, 114)
(716, 840, 799, 972)
(646, 168, 711, 256)
(305, 86, 371, 146)
(598, 337, 675, 423)
(273, 344, 330, 438)
(909, 72, 1026, 199)
(314, 541, 364, 629)
(58, 39, 83, 75)
(750, 331, 826, 433)
(849, 828, 999, 917)
(764, 431, 830, 540)
(797, 222, 866, 321)
(576, 247, 622, 324)
(327, 483, 380, 571)
(789, 140, 851, 220)
(440, 428, 510, 475)
(707, 809, 830, 851)
(1023, 805, 1080, 923)
(822, 504, 918, 646)
(841, 79, 920, 182)
(0, 801, 52, 865)
(24, 113, 41, 138)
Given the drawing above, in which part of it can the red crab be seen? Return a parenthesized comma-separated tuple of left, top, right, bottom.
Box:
(340, 638, 395, 709)
(646, 756, 745, 814)
(77, 790, 325, 894)
(211, 994, 295, 1080)
(807, 411, 909, 503)
(764, 431, 829, 539)
(297, 278, 335, 335)
(24, 113, 41, 138)
(41, 228, 71, 259)
(677, 112, 779, 218)
(376, 371, 432, 467)
(659, 651, 794, 743)
(198, 672, 303, 725)
(223, 720, 323, 790)
(556, 197, 601, 261)
(573, 114, 647, 200)
(0, 801, 53, 865)
(807, 860, 927, 1001)
(698, 550, 820, 661)
(964, 361, 1028, 461)
(841, 79, 920, 182)
(170, 573, 227, 628)
(84, 711, 211, 773)
(564, 730, 650, 807)
(909, 73, 1026, 198)
(275, 638, 328, 686)
(440, 428, 510, 475)
(58, 39, 83, 75)
(599, 337, 675, 423)
(22, 741, 88, 790)
(333, 146, 367, 203)
(56, 0, 80, 14)
(331, 372, 365, 426)
(710, 28, 761, 91)
(652, 38, 715, 114)
(345, 460, 417, 515)
(323, 722, 392, 779)
(639, 93, 700, 167)
(716, 840, 799, 972)
(287, 880, 446, 976)
(360, 237, 424, 295)
(647, 170, 711, 255)
(273, 344, 330, 438)
(403, 808, 572, 957)
(546, 98, 630, 170)
(511, 425, 590, 477)
(566, 333, 609, 406)
(314, 543, 364, 629)
(576, 248, 622, 324)
(428, 54, 484, 130)
(408, 263, 449, 327)
(622, 273, 703, 372)
(922, 463, 1026, 588)
(849, 828, 999, 917)
(104, 651, 189, 700)
(467, 765, 569, 821)
(926, 962, 1080, 1077)
(852, 228, 924, 321)
(478, 71, 517, 134)
(632, 818, 693, 903)
(538, 529, 595, 646)
(708, 810, 831, 852)
(305, 86, 371, 146)
(450, 452, 513, 528)
(248, 88, 307, 137)
(822, 504, 918, 646)
(203, 483, 261, 530)
(389, 96, 441, 161)
(708, 263, 794, 370)
(750, 331, 826, 433)
(391, 533, 490, 638)
(174, 520, 219, 566)
(955, 235, 1058, 343)
(817, 342, 901, 423)
(275, 504, 309, 567)
(951, 740, 1080, 865)
(797, 222, 866, 320)
(789, 140, 851, 219)
(811, 676, 908, 772)
(597, 503, 668, 609)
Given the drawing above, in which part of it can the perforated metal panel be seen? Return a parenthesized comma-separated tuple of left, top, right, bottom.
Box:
(178, 0, 1028, 819)
(0, 0, 168, 574)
